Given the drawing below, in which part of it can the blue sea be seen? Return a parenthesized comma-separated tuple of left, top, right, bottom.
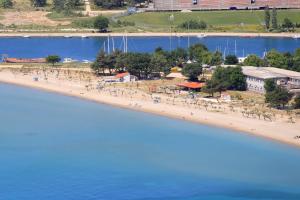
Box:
(0, 36, 300, 62)
(0, 83, 300, 200)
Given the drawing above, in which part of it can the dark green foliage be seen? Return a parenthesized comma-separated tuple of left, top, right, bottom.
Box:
(31, 0, 47, 7)
(188, 44, 209, 63)
(0, 0, 13, 8)
(282, 18, 294, 32)
(265, 86, 292, 109)
(225, 55, 238, 65)
(94, 16, 109, 32)
(46, 55, 61, 66)
(293, 95, 300, 109)
(243, 54, 263, 67)
(271, 8, 278, 30)
(210, 51, 223, 66)
(178, 20, 207, 30)
(182, 63, 203, 81)
(264, 7, 270, 30)
(125, 53, 152, 79)
(264, 79, 276, 93)
(203, 66, 246, 96)
(94, 0, 124, 8)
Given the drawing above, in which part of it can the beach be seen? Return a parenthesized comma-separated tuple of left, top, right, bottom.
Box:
(0, 66, 299, 148)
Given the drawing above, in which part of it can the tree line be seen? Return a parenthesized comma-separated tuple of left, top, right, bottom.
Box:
(243, 49, 300, 72)
(264, 7, 297, 32)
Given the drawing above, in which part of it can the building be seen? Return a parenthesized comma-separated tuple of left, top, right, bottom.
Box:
(242, 66, 300, 93)
(152, 0, 300, 11)
(115, 72, 138, 83)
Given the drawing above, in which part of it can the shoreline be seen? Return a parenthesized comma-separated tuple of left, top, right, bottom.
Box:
(0, 70, 299, 148)
(0, 32, 298, 38)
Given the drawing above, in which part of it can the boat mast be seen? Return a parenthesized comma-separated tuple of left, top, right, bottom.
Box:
(107, 35, 110, 54)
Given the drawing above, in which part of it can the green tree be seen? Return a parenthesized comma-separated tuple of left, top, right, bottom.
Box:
(46, 55, 61, 66)
(225, 55, 238, 65)
(0, 0, 13, 8)
(210, 51, 223, 66)
(92, 50, 107, 75)
(264, 6, 270, 30)
(94, 16, 109, 32)
(293, 95, 300, 109)
(150, 53, 169, 77)
(182, 63, 203, 81)
(228, 67, 247, 91)
(265, 49, 287, 68)
(271, 7, 278, 30)
(188, 43, 209, 63)
(264, 79, 276, 93)
(243, 54, 263, 67)
(125, 53, 152, 79)
(282, 18, 294, 31)
(265, 86, 292, 109)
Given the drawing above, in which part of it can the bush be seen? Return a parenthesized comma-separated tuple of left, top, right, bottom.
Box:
(94, 16, 109, 32)
(178, 20, 207, 30)
(294, 95, 300, 109)
(0, 0, 13, 8)
(225, 55, 238, 65)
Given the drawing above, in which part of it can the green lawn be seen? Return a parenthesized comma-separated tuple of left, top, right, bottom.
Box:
(118, 10, 300, 32)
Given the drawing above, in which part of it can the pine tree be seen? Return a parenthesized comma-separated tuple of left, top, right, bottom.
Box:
(264, 7, 270, 30)
(271, 7, 278, 30)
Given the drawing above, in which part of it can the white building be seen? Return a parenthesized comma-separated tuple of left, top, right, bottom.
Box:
(115, 72, 138, 83)
(242, 66, 300, 93)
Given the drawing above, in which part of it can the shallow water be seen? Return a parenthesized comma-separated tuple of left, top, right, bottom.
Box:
(0, 36, 300, 61)
(0, 83, 300, 200)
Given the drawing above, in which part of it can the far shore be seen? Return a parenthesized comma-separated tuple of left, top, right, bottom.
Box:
(0, 31, 299, 38)
(0, 66, 299, 148)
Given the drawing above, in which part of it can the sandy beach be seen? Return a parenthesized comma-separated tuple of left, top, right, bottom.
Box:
(0, 32, 298, 38)
(0, 66, 299, 148)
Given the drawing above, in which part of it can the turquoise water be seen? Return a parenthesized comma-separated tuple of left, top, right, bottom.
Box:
(0, 83, 300, 200)
(0, 36, 300, 61)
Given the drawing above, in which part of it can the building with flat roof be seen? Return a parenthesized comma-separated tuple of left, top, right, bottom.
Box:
(242, 66, 300, 93)
(152, 0, 300, 11)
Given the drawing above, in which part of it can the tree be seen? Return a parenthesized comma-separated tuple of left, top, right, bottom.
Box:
(178, 20, 207, 30)
(0, 0, 13, 8)
(265, 86, 292, 109)
(92, 50, 107, 75)
(125, 53, 152, 79)
(227, 67, 247, 91)
(46, 55, 61, 66)
(94, 16, 109, 32)
(31, 0, 47, 7)
(264, 6, 270, 30)
(264, 79, 276, 93)
(282, 18, 294, 32)
(150, 53, 169, 77)
(271, 7, 278, 30)
(293, 95, 300, 109)
(265, 49, 287, 68)
(188, 44, 209, 63)
(210, 51, 223, 66)
(243, 54, 263, 67)
(225, 55, 238, 65)
(182, 63, 203, 81)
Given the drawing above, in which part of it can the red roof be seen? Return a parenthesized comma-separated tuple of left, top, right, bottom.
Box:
(177, 82, 206, 89)
(115, 72, 129, 78)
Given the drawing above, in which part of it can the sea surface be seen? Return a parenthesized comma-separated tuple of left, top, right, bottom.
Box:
(0, 36, 300, 62)
(0, 83, 300, 200)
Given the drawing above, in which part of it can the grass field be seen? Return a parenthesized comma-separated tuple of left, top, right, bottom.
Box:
(118, 10, 300, 32)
